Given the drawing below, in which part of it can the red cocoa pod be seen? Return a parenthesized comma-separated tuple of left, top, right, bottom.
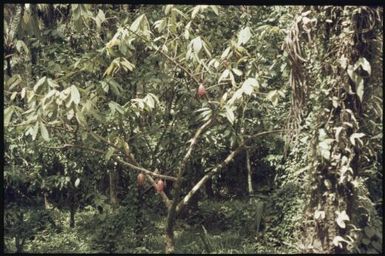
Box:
(156, 179, 164, 193)
(197, 84, 206, 97)
(137, 173, 145, 186)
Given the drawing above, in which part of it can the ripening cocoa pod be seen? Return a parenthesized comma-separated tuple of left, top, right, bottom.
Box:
(197, 84, 206, 97)
(137, 173, 145, 187)
(156, 179, 164, 193)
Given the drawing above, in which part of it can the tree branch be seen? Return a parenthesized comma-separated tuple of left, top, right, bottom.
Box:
(42, 143, 177, 182)
(165, 118, 214, 235)
(176, 129, 285, 213)
(126, 26, 200, 85)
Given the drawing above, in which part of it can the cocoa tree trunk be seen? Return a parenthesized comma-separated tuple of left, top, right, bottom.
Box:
(68, 189, 76, 228)
(246, 149, 254, 196)
(109, 168, 119, 208)
(70, 204, 75, 228)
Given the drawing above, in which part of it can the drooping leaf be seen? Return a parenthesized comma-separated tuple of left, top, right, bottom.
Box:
(356, 81, 364, 102)
(349, 133, 365, 146)
(266, 90, 279, 106)
(130, 14, 145, 32)
(105, 147, 115, 161)
(70, 85, 81, 105)
(354, 57, 371, 75)
(33, 76, 47, 92)
(238, 27, 252, 45)
(75, 178, 81, 188)
(40, 122, 50, 141)
(335, 210, 350, 229)
(191, 37, 203, 54)
(347, 65, 364, 102)
(335, 127, 343, 142)
(210, 5, 219, 15)
(221, 47, 231, 60)
(4, 106, 14, 126)
(232, 68, 243, 76)
(31, 122, 39, 141)
(225, 106, 235, 125)
(333, 236, 349, 247)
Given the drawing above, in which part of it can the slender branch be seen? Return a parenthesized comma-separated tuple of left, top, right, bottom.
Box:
(165, 118, 214, 235)
(116, 144, 172, 208)
(176, 145, 243, 213)
(243, 129, 287, 140)
(176, 129, 285, 213)
(42, 143, 177, 182)
(126, 27, 200, 85)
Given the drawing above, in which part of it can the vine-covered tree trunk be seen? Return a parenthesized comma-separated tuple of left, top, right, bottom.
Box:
(283, 6, 383, 253)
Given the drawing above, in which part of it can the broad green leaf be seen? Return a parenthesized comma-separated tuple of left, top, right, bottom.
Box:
(228, 90, 243, 105)
(242, 78, 259, 89)
(335, 210, 350, 229)
(229, 70, 236, 86)
(191, 37, 203, 54)
(154, 19, 167, 33)
(75, 178, 80, 188)
(105, 147, 115, 161)
(232, 68, 243, 76)
(165, 5, 173, 15)
(10, 92, 17, 101)
(145, 95, 155, 109)
(70, 85, 81, 105)
(347, 65, 364, 102)
(16, 40, 29, 54)
(243, 84, 253, 95)
(21, 88, 26, 99)
(40, 122, 49, 141)
(349, 133, 365, 146)
(356, 82, 364, 102)
(172, 8, 187, 19)
(31, 122, 39, 140)
(130, 14, 145, 32)
(266, 90, 279, 106)
(191, 6, 200, 19)
(218, 69, 230, 83)
(339, 55, 348, 69)
(202, 41, 211, 58)
(238, 27, 251, 45)
(6, 75, 22, 90)
(225, 106, 235, 124)
(4, 106, 14, 126)
(221, 47, 231, 60)
(76, 111, 87, 126)
(120, 58, 135, 71)
(210, 5, 219, 15)
(108, 79, 122, 96)
(101, 81, 109, 93)
(314, 210, 325, 220)
(33, 76, 47, 92)
(318, 138, 334, 160)
(354, 57, 371, 75)
(47, 78, 59, 89)
(97, 9, 105, 23)
(332, 236, 349, 247)
(67, 109, 75, 120)
(335, 127, 343, 142)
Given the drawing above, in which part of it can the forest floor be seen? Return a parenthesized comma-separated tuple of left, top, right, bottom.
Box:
(5, 196, 296, 253)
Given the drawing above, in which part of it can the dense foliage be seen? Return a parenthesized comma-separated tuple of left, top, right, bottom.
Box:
(3, 4, 383, 253)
